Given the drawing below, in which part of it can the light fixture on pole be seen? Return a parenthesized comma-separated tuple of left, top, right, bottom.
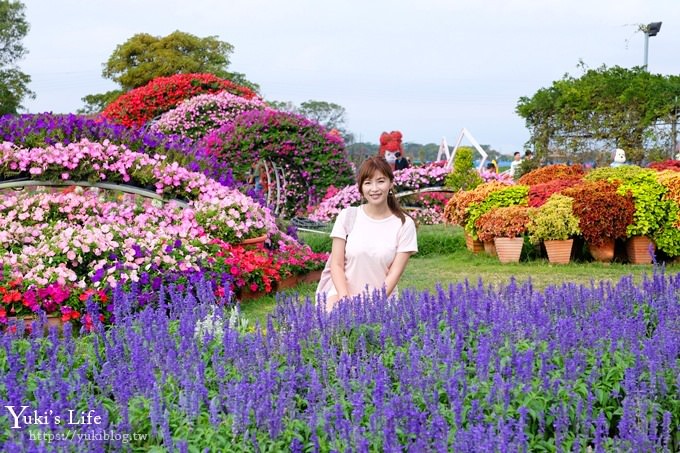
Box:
(642, 21, 662, 70)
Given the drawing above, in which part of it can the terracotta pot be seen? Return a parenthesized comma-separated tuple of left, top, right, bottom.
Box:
(483, 240, 497, 256)
(237, 287, 270, 301)
(626, 235, 655, 264)
(276, 275, 300, 291)
(588, 239, 615, 263)
(239, 234, 267, 246)
(5, 315, 66, 335)
(464, 231, 484, 253)
(544, 239, 573, 264)
(298, 269, 323, 284)
(494, 237, 524, 263)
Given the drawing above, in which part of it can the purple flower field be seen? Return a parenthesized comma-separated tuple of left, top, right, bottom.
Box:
(0, 270, 678, 451)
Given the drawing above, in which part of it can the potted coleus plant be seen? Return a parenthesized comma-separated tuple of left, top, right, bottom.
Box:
(527, 194, 581, 264)
(585, 166, 667, 263)
(562, 180, 635, 263)
(653, 171, 680, 260)
(443, 181, 510, 253)
(475, 205, 533, 263)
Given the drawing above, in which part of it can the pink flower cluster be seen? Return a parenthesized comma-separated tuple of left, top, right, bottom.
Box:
(150, 91, 268, 141)
(0, 189, 210, 290)
(0, 139, 160, 183)
(392, 161, 450, 191)
(308, 161, 451, 223)
(0, 139, 277, 241)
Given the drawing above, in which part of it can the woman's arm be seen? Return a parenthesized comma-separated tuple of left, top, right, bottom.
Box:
(383, 251, 414, 296)
(329, 237, 350, 302)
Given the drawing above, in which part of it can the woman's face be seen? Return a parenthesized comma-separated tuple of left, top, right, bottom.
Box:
(361, 170, 393, 206)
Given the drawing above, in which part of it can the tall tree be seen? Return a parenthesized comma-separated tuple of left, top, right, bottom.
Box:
(297, 100, 347, 132)
(81, 30, 259, 113)
(516, 64, 680, 163)
(0, 0, 34, 114)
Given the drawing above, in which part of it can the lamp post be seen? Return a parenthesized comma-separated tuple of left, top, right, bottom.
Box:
(642, 21, 662, 70)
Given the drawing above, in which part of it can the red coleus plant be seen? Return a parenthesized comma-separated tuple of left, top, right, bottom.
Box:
(102, 73, 257, 127)
(648, 160, 680, 172)
(528, 178, 583, 207)
(475, 205, 534, 242)
(562, 180, 635, 247)
(518, 164, 585, 186)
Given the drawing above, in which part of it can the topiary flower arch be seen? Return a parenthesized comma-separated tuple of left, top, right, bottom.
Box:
(198, 109, 355, 216)
(150, 91, 268, 141)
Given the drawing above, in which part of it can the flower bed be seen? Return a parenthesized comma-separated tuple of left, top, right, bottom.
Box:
(0, 272, 677, 450)
(0, 139, 299, 322)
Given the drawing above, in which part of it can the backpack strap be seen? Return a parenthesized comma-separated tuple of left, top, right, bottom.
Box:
(344, 206, 358, 237)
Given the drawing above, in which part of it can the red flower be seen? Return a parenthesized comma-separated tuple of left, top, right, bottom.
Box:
(101, 73, 257, 127)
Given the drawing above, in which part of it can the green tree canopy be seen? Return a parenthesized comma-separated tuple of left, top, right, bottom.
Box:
(516, 64, 680, 163)
(81, 30, 259, 113)
(0, 0, 34, 114)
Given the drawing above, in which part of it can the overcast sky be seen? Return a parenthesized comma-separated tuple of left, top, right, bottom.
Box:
(18, 0, 680, 154)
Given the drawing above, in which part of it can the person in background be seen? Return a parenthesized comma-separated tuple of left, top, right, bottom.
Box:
(395, 152, 410, 170)
(508, 151, 522, 177)
(316, 156, 418, 310)
(524, 150, 534, 160)
(485, 160, 498, 173)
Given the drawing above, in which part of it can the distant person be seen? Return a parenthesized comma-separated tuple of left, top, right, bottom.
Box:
(524, 150, 534, 160)
(485, 160, 498, 173)
(395, 152, 410, 170)
(508, 151, 522, 177)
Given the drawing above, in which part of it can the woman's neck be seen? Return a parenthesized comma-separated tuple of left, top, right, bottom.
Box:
(362, 203, 392, 219)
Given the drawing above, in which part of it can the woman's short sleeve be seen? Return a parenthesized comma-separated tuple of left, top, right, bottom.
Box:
(397, 217, 418, 253)
(329, 208, 349, 239)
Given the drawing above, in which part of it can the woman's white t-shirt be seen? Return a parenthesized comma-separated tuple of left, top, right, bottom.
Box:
(327, 205, 418, 298)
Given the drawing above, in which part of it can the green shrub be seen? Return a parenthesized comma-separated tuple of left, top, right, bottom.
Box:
(444, 147, 482, 191)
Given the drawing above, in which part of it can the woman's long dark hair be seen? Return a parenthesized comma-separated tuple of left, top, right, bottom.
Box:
(356, 156, 407, 224)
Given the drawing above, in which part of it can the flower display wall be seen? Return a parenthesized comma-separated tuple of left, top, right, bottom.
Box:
(0, 139, 308, 321)
(150, 91, 268, 141)
(0, 113, 194, 162)
(0, 188, 217, 323)
(0, 112, 238, 190)
(102, 73, 257, 127)
(199, 109, 355, 215)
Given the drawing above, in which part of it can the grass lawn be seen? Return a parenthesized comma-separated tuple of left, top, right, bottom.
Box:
(239, 224, 675, 325)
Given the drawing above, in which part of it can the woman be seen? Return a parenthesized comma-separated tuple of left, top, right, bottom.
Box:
(316, 156, 418, 310)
